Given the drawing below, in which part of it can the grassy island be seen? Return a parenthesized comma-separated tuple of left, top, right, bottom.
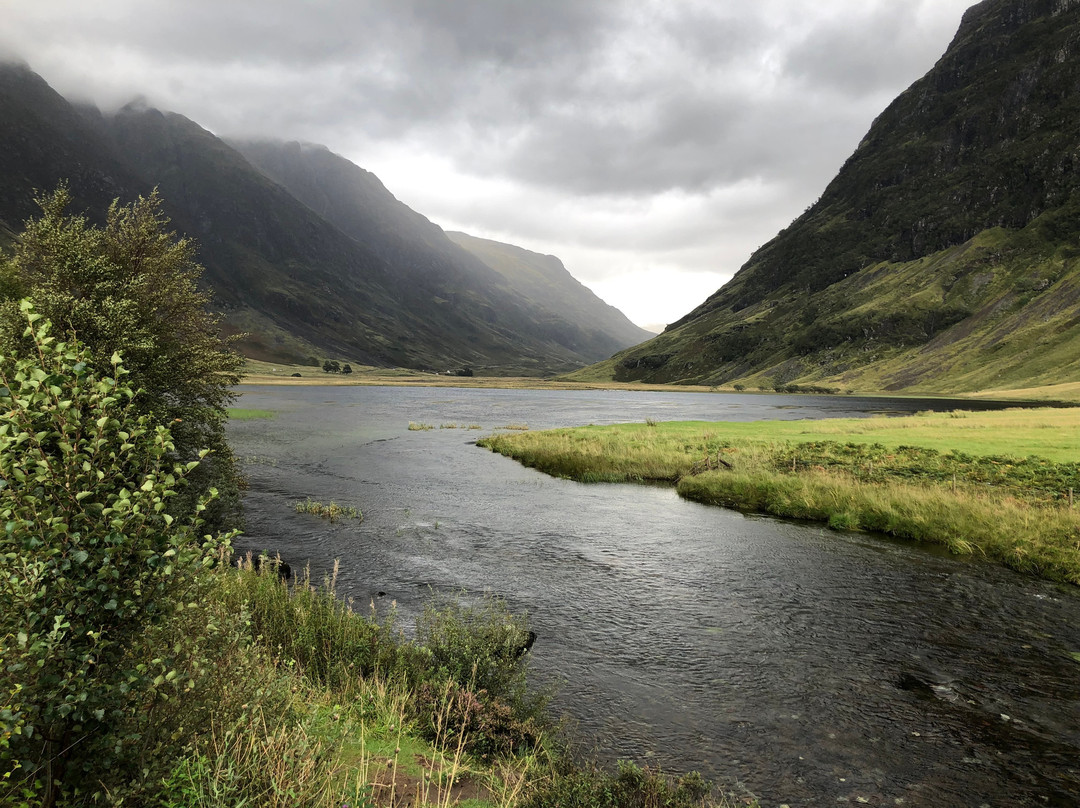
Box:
(479, 408, 1080, 586)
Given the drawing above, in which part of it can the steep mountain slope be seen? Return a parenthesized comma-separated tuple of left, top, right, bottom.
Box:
(445, 231, 653, 353)
(230, 140, 649, 361)
(0, 63, 147, 233)
(102, 109, 587, 372)
(601, 0, 1080, 393)
(0, 63, 644, 374)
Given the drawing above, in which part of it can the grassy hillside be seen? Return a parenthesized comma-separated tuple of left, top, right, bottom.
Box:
(603, 0, 1080, 394)
(447, 231, 652, 354)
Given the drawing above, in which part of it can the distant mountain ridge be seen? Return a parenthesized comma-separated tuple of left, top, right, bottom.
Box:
(445, 231, 652, 355)
(230, 139, 652, 362)
(0, 62, 649, 374)
(590, 0, 1080, 394)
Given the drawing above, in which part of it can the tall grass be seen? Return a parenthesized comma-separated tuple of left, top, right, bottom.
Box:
(295, 497, 362, 522)
(207, 562, 749, 807)
(479, 414, 1080, 585)
(222, 560, 548, 758)
(222, 559, 404, 687)
(159, 704, 365, 808)
(678, 469, 1080, 583)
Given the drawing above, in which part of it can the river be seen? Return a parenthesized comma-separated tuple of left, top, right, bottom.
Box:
(227, 385, 1080, 807)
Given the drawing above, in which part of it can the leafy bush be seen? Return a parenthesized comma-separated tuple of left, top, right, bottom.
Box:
(415, 595, 540, 712)
(0, 303, 231, 804)
(0, 187, 245, 531)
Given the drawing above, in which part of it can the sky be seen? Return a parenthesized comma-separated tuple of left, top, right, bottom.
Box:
(1, 0, 977, 332)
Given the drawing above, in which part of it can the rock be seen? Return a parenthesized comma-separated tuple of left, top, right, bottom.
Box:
(514, 630, 538, 658)
(243, 552, 293, 581)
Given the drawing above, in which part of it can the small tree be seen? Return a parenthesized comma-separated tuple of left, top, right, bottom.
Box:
(342, 363, 352, 375)
(0, 186, 244, 529)
(0, 303, 229, 805)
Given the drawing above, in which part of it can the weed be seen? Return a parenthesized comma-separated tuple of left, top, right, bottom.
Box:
(295, 498, 361, 522)
(409, 422, 435, 431)
(227, 407, 275, 420)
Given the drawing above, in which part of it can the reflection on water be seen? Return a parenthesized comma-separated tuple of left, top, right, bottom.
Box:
(228, 386, 1080, 807)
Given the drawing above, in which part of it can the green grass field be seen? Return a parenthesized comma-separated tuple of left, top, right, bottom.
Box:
(227, 407, 276, 420)
(479, 408, 1080, 584)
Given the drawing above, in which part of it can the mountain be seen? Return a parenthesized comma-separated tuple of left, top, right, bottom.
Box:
(229, 139, 651, 362)
(0, 64, 145, 243)
(0, 62, 648, 374)
(444, 231, 653, 354)
(594, 0, 1080, 393)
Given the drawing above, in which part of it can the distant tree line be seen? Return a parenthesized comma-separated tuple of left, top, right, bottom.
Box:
(321, 359, 352, 374)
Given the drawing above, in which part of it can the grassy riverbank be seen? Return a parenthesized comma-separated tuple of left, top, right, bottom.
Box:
(237, 358, 1080, 404)
(97, 559, 752, 807)
(478, 408, 1080, 585)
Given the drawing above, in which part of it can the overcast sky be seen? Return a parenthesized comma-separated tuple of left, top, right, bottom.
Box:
(2, 0, 976, 331)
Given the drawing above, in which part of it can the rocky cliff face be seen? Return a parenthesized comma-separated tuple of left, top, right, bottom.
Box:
(603, 0, 1080, 392)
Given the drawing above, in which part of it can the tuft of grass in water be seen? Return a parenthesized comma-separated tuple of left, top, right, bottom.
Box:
(479, 410, 1080, 585)
(227, 407, 275, 420)
(295, 498, 361, 522)
(496, 424, 530, 431)
(409, 421, 435, 431)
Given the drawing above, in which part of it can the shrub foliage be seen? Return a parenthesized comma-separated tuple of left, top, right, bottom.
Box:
(0, 186, 244, 529)
(0, 303, 230, 805)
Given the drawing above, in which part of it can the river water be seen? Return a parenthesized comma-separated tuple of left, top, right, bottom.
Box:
(227, 385, 1080, 807)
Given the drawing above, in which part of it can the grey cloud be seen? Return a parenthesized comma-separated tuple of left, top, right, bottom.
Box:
(781, 2, 961, 97)
(2, 0, 976, 324)
(7, 1, 971, 198)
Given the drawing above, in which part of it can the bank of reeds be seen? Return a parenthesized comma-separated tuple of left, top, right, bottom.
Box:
(479, 415, 1080, 586)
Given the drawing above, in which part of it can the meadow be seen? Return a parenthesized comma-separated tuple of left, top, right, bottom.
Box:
(479, 407, 1080, 585)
